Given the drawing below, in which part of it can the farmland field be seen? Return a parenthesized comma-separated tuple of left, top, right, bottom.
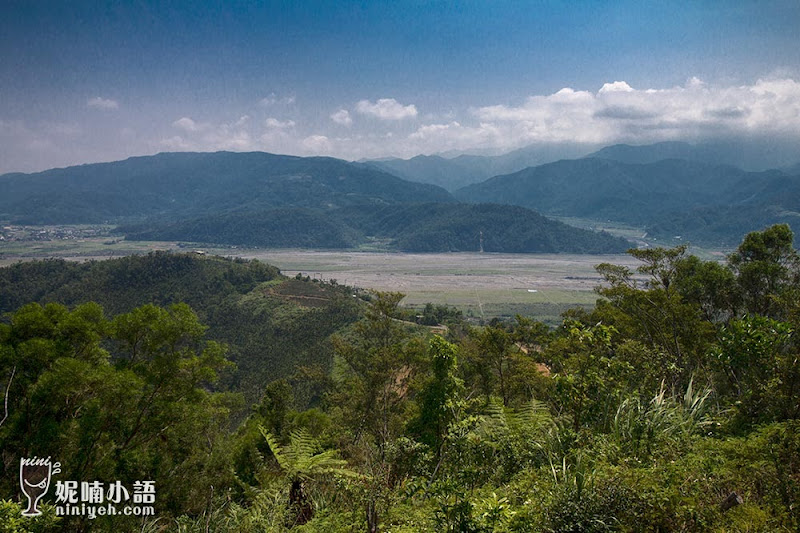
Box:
(237, 250, 641, 322)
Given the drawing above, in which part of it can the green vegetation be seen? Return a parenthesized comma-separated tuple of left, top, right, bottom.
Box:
(122, 203, 630, 254)
(647, 204, 800, 246)
(0, 252, 363, 401)
(2, 225, 800, 531)
(122, 208, 363, 249)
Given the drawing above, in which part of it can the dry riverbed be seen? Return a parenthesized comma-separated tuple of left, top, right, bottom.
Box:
(1, 235, 642, 321)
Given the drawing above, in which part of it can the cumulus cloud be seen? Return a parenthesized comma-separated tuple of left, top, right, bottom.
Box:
(265, 117, 296, 129)
(330, 109, 353, 126)
(157, 77, 800, 163)
(356, 98, 418, 120)
(407, 121, 501, 151)
(302, 135, 332, 153)
(470, 77, 800, 146)
(87, 96, 119, 110)
(173, 117, 203, 132)
(598, 81, 634, 93)
(165, 116, 256, 152)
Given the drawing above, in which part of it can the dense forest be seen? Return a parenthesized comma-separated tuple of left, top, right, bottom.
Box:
(122, 203, 629, 254)
(0, 253, 364, 402)
(2, 225, 800, 531)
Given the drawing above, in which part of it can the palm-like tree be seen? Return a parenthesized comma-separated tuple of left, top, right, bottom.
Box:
(259, 426, 356, 526)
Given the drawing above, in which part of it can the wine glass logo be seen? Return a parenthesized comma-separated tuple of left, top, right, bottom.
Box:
(19, 457, 60, 517)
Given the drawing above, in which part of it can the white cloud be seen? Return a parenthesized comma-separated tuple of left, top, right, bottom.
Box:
(164, 116, 257, 152)
(259, 93, 296, 106)
(330, 109, 353, 126)
(265, 117, 296, 129)
(598, 81, 634, 94)
(172, 117, 201, 132)
(356, 98, 418, 120)
(302, 135, 332, 153)
(131, 77, 800, 165)
(469, 77, 800, 146)
(407, 121, 500, 150)
(86, 96, 119, 110)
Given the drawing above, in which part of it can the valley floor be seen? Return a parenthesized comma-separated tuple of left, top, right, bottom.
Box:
(240, 250, 641, 322)
(0, 229, 646, 321)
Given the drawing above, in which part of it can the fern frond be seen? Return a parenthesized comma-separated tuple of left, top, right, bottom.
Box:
(259, 425, 292, 473)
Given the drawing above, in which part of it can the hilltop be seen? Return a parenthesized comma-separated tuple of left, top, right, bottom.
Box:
(0, 151, 454, 224)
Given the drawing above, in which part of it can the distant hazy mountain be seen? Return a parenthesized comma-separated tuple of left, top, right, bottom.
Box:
(586, 139, 800, 171)
(365, 155, 491, 192)
(365, 142, 599, 191)
(456, 157, 800, 245)
(0, 151, 454, 224)
(646, 171, 800, 245)
(784, 162, 800, 175)
(455, 158, 749, 223)
(124, 203, 630, 254)
(646, 204, 800, 246)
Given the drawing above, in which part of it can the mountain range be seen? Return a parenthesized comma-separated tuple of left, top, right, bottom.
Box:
(364, 138, 800, 192)
(584, 139, 800, 171)
(4, 141, 800, 250)
(364, 142, 599, 191)
(455, 157, 800, 246)
(0, 151, 453, 224)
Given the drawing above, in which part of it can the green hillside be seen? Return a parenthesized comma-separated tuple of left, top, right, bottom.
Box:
(0, 252, 363, 400)
(121, 203, 630, 254)
(455, 158, 751, 223)
(122, 208, 362, 249)
(0, 151, 454, 224)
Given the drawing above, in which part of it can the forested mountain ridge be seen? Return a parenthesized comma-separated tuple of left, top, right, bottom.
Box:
(456, 157, 800, 245)
(0, 151, 454, 224)
(330, 203, 629, 253)
(0, 252, 364, 400)
(121, 202, 630, 254)
(455, 158, 753, 223)
(585, 139, 800, 170)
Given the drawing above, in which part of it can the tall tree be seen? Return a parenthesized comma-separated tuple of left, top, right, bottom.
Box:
(728, 224, 798, 319)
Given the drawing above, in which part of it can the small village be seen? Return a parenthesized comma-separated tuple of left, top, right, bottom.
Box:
(0, 225, 112, 243)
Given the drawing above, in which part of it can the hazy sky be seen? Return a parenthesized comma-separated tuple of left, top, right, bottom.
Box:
(2, 0, 800, 173)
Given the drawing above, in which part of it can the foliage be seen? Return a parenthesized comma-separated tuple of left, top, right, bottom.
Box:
(2, 225, 800, 530)
(260, 427, 356, 526)
(0, 501, 60, 533)
(0, 301, 240, 530)
(0, 252, 362, 402)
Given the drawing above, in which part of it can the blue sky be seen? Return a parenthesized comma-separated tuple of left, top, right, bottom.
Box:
(2, 0, 800, 173)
